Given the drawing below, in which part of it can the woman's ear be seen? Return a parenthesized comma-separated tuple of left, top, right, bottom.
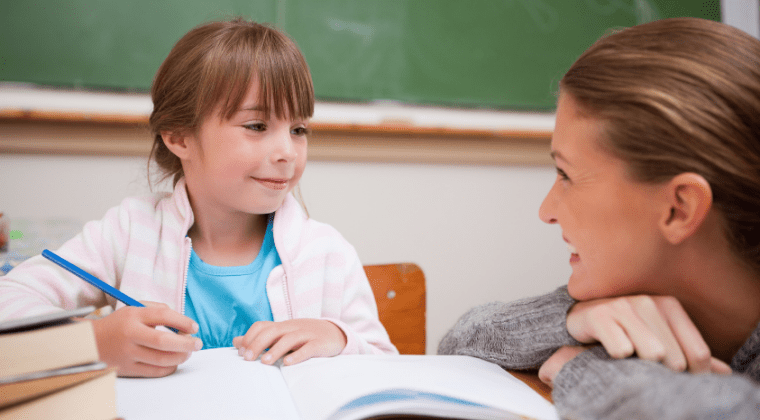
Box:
(161, 131, 191, 160)
(659, 173, 713, 245)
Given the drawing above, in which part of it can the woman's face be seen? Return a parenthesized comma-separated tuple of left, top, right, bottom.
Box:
(539, 93, 670, 301)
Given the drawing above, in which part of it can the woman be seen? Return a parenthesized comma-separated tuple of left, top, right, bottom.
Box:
(439, 17, 760, 419)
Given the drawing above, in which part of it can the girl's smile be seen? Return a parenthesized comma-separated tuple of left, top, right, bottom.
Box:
(252, 177, 290, 191)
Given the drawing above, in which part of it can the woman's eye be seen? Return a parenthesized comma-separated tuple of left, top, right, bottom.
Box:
(556, 167, 570, 181)
(244, 122, 266, 131)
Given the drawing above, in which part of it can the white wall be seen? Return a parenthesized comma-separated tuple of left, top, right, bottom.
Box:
(0, 154, 569, 354)
(299, 161, 570, 355)
(723, 0, 760, 38)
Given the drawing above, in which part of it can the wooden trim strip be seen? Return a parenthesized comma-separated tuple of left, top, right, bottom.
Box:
(0, 109, 149, 125)
(0, 110, 553, 165)
(309, 122, 551, 140)
(0, 109, 552, 139)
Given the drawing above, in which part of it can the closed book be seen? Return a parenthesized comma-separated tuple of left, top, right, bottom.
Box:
(0, 362, 110, 409)
(0, 368, 117, 420)
(0, 307, 99, 378)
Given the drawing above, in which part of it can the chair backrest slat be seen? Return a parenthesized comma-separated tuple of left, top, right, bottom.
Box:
(364, 263, 426, 355)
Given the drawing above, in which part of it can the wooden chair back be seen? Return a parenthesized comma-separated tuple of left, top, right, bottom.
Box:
(364, 263, 426, 355)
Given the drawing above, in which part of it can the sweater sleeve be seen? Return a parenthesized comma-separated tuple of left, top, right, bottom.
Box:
(553, 346, 760, 420)
(437, 286, 581, 369)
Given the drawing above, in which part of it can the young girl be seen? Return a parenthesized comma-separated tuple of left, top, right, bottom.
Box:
(440, 17, 760, 419)
(0, 18, 397, 377)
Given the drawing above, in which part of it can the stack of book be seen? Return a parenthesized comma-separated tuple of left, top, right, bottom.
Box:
(0, 307, 117, 420)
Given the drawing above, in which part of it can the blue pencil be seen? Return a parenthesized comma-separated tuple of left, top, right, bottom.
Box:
(42, 249, 179, 333)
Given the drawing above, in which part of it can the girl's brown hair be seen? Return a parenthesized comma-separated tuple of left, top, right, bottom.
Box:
(148, 18, 315, 186)
(560, 17, 760, 273)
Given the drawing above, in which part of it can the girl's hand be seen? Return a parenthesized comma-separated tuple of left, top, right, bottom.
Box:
(566, 295, 731, 374)
(91, 302, 202, 377)
(232, 319, 347, 366)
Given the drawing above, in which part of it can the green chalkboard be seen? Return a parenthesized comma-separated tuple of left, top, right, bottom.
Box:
(0, 1, 721, 110)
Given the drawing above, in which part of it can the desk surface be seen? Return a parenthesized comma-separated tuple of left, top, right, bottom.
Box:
(509, 370, 553, 403)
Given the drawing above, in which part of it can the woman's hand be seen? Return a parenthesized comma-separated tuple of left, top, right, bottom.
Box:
(91, 302, 202, 377)
(233, 319, 347, 366)
(566, 295, 731, 374)
(538, 345, 587, 387)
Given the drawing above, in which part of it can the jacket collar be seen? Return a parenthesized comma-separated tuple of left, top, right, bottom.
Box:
(171, 177, 195, 235)
(171, 177, 307, 259)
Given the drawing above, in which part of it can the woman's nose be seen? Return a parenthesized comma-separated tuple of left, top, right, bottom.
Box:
(538, 182, 558, 224)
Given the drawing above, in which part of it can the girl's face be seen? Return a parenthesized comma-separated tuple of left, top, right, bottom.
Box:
(182, 81, 309, 217)
(539, 93, 670, 301)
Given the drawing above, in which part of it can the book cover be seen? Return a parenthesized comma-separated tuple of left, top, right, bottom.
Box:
(0, 307, 94, 334)
(0, 307, 99, 378)
(0, 362, 110, 409)
(0, 368, 117, 420)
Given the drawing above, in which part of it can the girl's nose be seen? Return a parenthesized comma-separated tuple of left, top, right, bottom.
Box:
(272, 129, 297, 162)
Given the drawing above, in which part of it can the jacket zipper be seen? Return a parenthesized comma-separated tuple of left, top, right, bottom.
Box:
(272, 211, 294, 321)
(282, 272, 294, 320)
(180, 237, 192, 315)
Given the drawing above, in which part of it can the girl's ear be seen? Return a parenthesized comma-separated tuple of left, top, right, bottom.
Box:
(161, 131, 192, 159)
(659, 173, 713, 245)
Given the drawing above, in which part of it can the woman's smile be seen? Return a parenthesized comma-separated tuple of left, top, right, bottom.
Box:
(566, 242, 579, 264)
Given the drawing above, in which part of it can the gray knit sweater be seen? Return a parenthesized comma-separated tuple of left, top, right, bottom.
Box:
(438, 287, 760, 419)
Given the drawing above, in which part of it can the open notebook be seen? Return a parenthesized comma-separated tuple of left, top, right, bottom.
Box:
(116, 347, 558, 420)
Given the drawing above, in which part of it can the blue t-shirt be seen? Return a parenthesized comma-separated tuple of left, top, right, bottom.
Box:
(184, 216, 279, 349)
